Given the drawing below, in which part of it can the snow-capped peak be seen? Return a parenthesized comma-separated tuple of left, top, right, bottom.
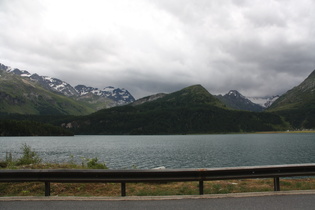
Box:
(8, 68, 31, 77)
(0, 63, 12, 72)
(75, 85, 135, 105)
(227, 90, 246, 99)
(103, 86, 115, 92)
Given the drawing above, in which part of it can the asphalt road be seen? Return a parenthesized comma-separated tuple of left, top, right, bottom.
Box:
(1, 192, 315, 210)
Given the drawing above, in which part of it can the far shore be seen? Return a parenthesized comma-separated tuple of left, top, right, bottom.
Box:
(255, 130, 315, 134)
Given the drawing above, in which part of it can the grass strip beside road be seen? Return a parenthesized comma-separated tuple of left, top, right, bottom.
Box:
(1, 178, 315, 197)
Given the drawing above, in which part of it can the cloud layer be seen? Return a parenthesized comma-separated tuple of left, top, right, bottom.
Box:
(1, 0, 315, 98)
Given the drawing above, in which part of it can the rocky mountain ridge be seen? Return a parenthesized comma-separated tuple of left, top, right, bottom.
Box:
(132, 89, 279, 112)
(75, 85, 134, 105)
(1, 63, 135, 106)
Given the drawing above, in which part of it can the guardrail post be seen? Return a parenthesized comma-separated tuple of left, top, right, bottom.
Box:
(199, 181, 204, 195)
(45, 182, 51, 196)
(274, 177, 280, 191)
(121, 182, 126, 196)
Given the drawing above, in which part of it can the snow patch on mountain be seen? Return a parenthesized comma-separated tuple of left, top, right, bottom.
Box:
(228, 90, 247, 99)
(5, 67, 32, 77)
(27, 74, 79, 97)
(248, 96, 279, 108)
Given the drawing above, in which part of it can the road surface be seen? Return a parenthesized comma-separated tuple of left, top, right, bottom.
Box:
(1, 191, 315, 210)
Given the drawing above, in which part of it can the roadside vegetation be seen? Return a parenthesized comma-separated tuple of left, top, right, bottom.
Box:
(0, 144, 314, 197)
(1, 178, 315, 197)
(0, 144, 107, 169)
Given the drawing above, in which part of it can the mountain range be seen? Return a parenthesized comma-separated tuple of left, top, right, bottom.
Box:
(2, 84, 288, 135)
(1, 61, 315, 134)
(59, 68, 314, 134)
(60, 84, 289, 134)
(0, 63, 135, 115)
(0, 63, 280, 115)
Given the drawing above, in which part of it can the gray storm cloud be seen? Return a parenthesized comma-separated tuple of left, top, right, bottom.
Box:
(0, 0, 314, 99)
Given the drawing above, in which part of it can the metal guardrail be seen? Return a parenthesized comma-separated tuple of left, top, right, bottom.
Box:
(1, 164, 315, 196)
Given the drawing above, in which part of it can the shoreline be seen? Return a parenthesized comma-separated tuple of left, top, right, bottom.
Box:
(254, 130, 315, 134)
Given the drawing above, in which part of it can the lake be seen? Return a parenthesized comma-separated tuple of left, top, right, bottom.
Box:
(0, 133, 314, 169)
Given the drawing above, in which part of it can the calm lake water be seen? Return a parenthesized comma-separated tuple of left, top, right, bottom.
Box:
(0, 134, 314, 169)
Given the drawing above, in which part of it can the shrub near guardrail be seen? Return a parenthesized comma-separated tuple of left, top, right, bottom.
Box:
(0, 144, 108, 170)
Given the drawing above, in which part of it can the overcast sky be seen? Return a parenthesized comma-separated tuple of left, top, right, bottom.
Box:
(1, 0, 315, 99)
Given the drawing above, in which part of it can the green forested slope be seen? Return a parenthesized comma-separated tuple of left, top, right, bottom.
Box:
(268, 70, 315, 129)
(0, 69, 94, 115)
(64, 85, 289, 134)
